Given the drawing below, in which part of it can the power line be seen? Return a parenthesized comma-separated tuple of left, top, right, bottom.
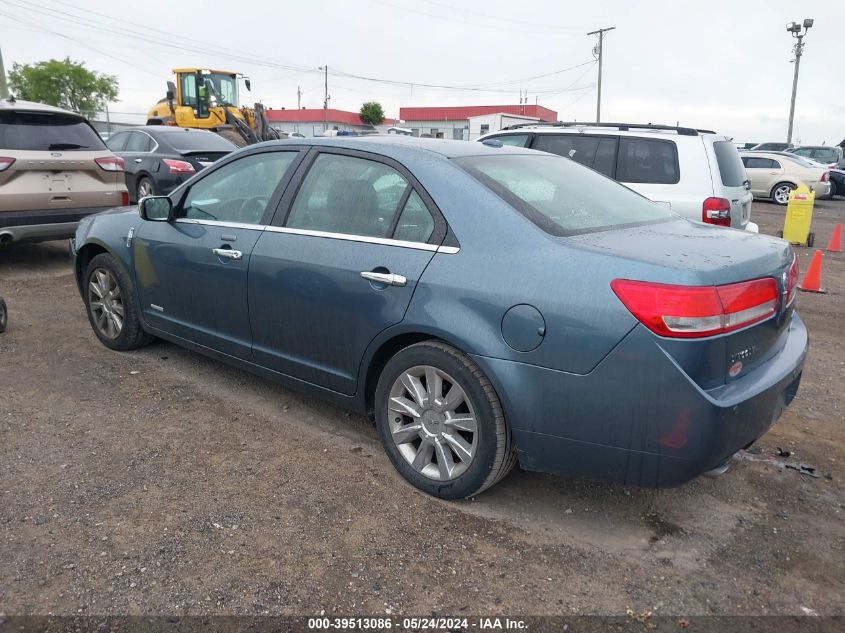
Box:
(416, 0, 586, 31)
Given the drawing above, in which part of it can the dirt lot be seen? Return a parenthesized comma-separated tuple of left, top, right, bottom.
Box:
(1, 199, 843, 619)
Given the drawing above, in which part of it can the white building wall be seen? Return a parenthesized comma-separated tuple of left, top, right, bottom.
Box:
(270, 121, 371, 137)
(405, 120, 470, 140)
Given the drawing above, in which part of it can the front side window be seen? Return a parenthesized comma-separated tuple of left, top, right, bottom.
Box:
(286, 154, 411, 238)
(813, 148, 838, 163)
(180, 74, 198, 109)
(793, 148, 813, 157)
(616, 137, 679, 184)
(181, 152, 297, 224)
(457, 154, 673, 236)
(492, 134, 530, 148)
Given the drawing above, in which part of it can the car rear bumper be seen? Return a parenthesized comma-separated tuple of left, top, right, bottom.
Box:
(0, 207, 113, 244)
(472, 312, 808, 487)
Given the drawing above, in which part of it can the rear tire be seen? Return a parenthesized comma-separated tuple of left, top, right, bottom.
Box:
(136, 177, 155, 202)
(375, 341, 516, 499)
(84, 253, 155, 351)
(808, 232, 815, 247)
(771, 182, 795, 206)
(215, 128, 249, 148)
(0, 297, 7, 333)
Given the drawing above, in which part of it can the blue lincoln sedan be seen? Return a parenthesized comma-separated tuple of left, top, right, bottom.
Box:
(71, 137, 808, 499)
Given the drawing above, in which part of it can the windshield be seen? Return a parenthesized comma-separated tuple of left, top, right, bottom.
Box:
(202, 73, 239, 107)
(0, 111, 106, 151)
(456, 154, 675, 236)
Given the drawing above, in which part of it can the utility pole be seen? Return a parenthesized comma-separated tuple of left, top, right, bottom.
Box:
(786, 19, 813, 144)
(587, 26, 615, 123)
(0, 46, 9, 99)
(297, 85, 301, 110)
(319, 65, 328, 131)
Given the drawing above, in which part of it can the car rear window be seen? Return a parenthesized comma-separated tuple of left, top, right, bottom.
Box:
(165, 131, 237, 153)
(0, 110, 106, 151)
(456, 154, 674, 236)
(712, 140, 747, 187)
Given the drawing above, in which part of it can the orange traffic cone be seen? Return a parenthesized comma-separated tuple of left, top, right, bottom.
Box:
(827, 223, 842, 252)
(798, 250, 826, 294)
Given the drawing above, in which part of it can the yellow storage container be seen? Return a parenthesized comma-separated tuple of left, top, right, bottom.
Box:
(780, 184, 816, 247)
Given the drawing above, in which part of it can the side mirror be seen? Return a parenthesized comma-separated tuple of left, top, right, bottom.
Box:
(244, 78, 251, 92)
(166, 89, 174, 101)
(139, 196, 172, 222)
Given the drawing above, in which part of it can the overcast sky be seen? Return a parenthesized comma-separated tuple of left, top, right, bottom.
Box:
(1, 0, 842, 144)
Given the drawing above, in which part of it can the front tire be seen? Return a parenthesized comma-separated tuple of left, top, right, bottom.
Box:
(84, 253, 155, 351)
(0, 297, 7, 333)
(375, 341, 516, 499)
(771, 182, 795, 205)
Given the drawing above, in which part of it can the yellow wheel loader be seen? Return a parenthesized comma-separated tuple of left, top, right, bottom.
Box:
(147, 68, 283, 147)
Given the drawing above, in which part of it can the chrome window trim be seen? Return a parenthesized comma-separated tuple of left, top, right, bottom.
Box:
(172, 218, 459, 253)
(175, 218, 264, 231)
(264, 225, 459, 253)
(123, 130, 159, 154)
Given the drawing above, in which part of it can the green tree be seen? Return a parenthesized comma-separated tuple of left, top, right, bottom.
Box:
(359, 101, 385, 125)
(7, 57, 118, 113)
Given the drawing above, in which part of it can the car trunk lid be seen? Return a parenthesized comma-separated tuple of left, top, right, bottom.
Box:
(570, 219, 796, 388)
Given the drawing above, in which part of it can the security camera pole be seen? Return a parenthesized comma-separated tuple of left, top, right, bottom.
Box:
(587, 27, 615, 123)
(786, 18, 813, 144)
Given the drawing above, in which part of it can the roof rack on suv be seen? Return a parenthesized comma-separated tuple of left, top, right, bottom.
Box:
(500, 121, 716, 136)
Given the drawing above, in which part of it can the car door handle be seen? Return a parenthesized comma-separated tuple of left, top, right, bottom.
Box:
(360, 271, 407, 287)
(134, 158, 143, 163)
(212, 248, 242, 260)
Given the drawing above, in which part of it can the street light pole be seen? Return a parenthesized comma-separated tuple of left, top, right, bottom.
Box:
(319, 65, 329, 132)
(785, 19, 813, 145)
(587, 27, 615, 123)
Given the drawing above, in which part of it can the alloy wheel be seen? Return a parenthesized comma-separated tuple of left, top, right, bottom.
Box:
(88, 268, 124, 339)
(138, 180, 153, 199)
(774, 185, 792, 205)
(387, 365, 478, 481)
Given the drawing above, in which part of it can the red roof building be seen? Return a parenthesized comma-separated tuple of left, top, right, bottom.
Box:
(400, 104, 557, 123)
(265, 108, 399, 137)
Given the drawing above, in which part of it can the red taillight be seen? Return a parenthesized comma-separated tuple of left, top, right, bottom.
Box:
(821, 172, 830, 182)
(611, 278, 779, 338)
(702, 197, 732, 227)
(163, 159, 195, 174)
(121, 191, 129, 206)
(95, 156, 125, 172)
(0, 157, 16, 172)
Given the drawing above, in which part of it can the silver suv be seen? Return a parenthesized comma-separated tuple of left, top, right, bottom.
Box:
(479, 122, 758, 232)
(0, 97, 128, 245)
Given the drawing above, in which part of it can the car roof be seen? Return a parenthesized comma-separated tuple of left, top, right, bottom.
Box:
(0, 97, 85, 117)
(114, 126, 218, 136)
(481, 124, 727, 142)
(253, 135, 544, 160)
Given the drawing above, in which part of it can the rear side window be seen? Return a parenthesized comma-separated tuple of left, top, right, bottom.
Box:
(393, 190, 434, 243)
(616, 138, 679, 184)
(456, 154, 673, 236)
(0, 111, 106, 151)
(532, 135, 617, 177)
(106, 133, 129, 152)
(712, 140, 747, 187)
(743, 157, 778, 169)
(286, 153, 410, 239)
(124, 132, 154, 152)
(813, 148, 839, 163)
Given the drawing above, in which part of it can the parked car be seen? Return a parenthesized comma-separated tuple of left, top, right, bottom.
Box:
(478, 123, 757, 232)
(749, 142, 793, 152)
(763, 152, 843, 199)
(0, 97, 128, 245)
(72, 137, 807, 499)
(740, 151, 831, 204)
(786, 145, 845, 169)
(106, 126, 237, 202)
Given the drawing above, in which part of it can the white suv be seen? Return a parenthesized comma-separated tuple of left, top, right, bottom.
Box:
(478, 123, 758, 232)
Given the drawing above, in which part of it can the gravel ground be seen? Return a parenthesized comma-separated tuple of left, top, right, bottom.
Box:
(0, 199, 843, 618)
